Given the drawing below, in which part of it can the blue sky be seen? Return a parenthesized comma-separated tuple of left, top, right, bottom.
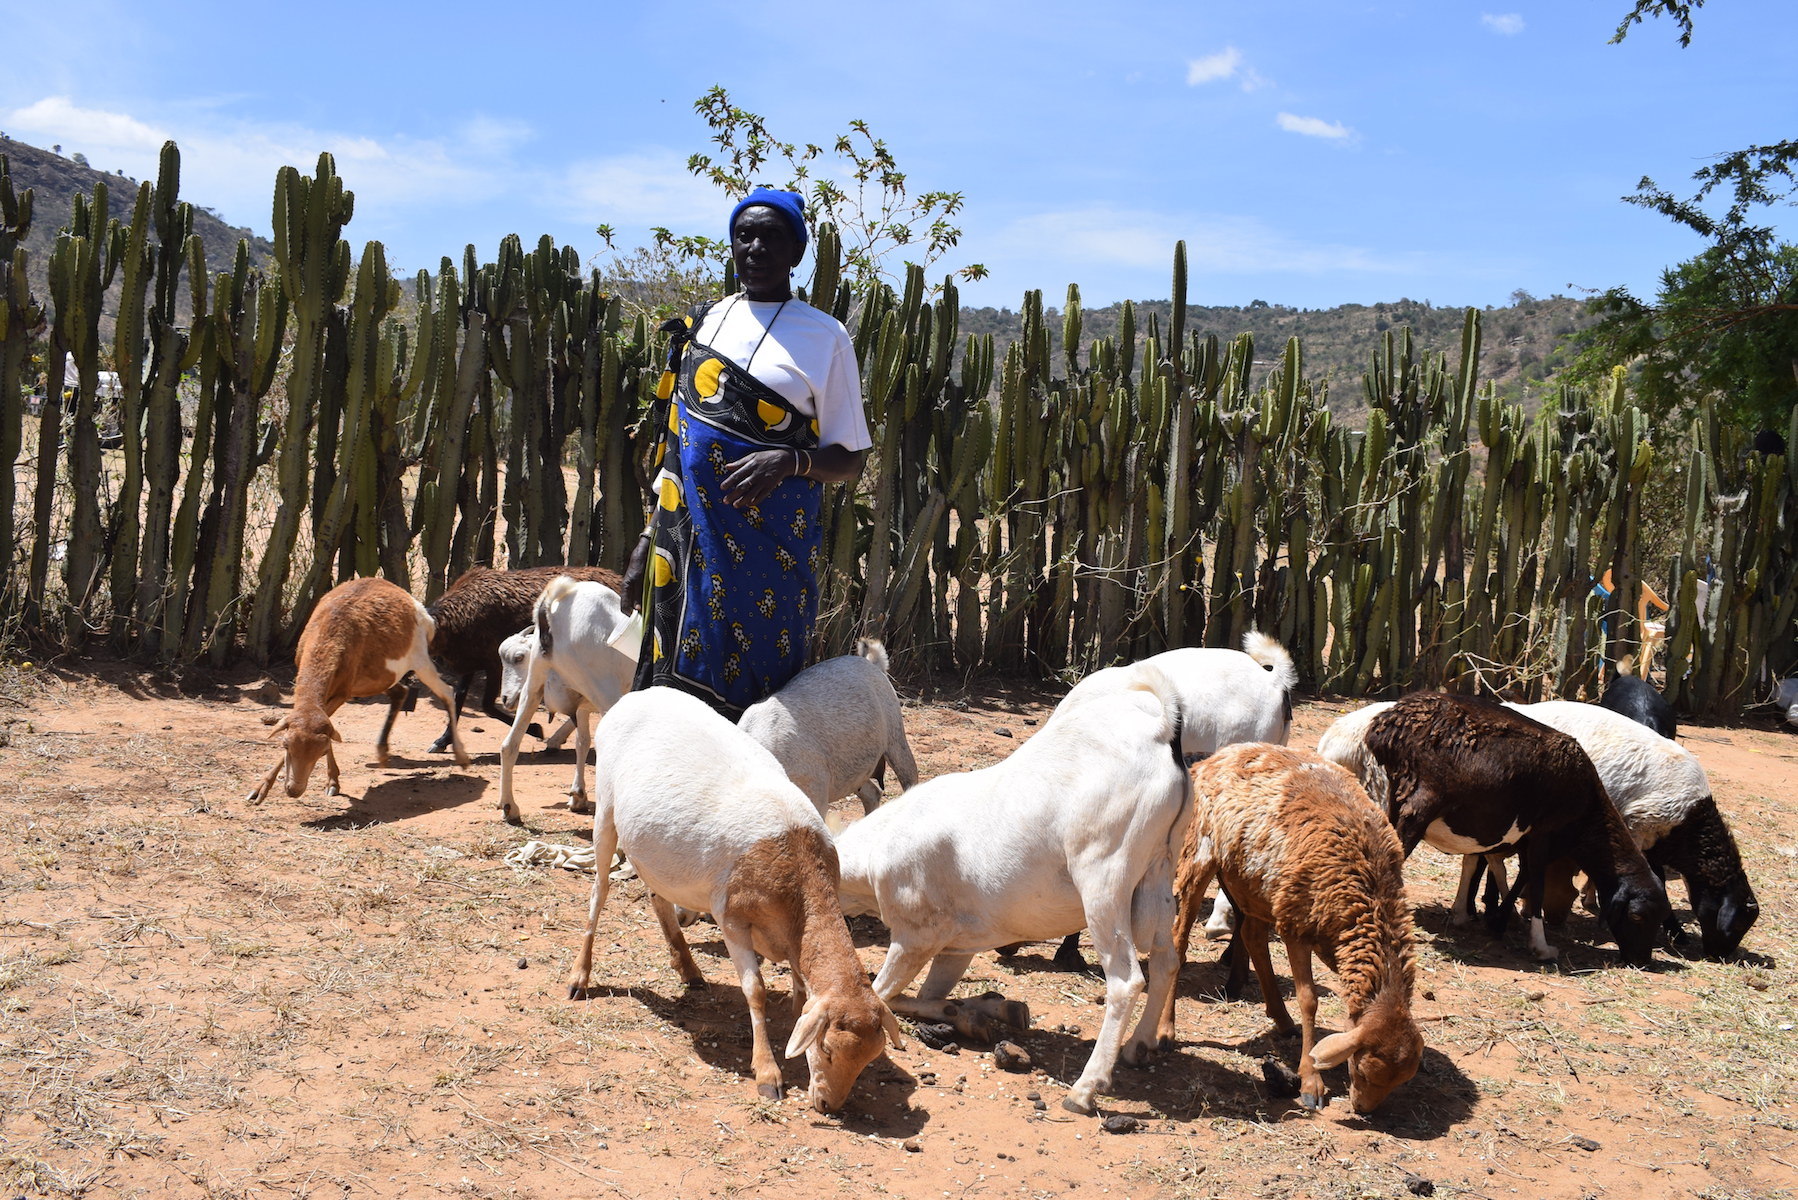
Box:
(3, 1, 1794, 311)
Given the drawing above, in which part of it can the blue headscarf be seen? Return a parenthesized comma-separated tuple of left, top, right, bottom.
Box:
(729, 187, 808, 250)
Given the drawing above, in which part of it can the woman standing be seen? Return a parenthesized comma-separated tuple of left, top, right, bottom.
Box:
(624, 188, 871, 718)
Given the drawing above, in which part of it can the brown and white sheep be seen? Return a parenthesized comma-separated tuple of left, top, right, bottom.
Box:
(567, 687, 902, 1113)
(1158, 743, 1422, 1113)
(424, 564, 624, 753)
(249, 577, 470, 802)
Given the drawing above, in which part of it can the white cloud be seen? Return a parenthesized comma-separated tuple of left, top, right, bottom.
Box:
(1481, 13, 1525, 35)
(1276, 112, 1353, 140)
(561, 151, 725, 230)
(2, 95, 522, 233)
(1187, 47, 1242, 86)
(5, 96, 168, 157)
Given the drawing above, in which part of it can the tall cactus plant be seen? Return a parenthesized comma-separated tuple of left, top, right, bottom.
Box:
(247, 153, 353, 661)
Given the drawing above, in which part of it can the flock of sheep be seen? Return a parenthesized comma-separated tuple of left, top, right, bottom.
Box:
(246, 567, 1763, 1121)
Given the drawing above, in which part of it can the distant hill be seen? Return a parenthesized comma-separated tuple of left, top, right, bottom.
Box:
(5, 134, 1597, 410)
(1, 134, 275, 340)
(962, 292, 1598, 416)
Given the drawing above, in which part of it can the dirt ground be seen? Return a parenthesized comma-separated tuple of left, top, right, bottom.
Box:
(0, 657, 1794, 1200)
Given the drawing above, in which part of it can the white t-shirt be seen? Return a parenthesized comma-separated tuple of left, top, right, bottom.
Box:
(693, 297, 872, 452)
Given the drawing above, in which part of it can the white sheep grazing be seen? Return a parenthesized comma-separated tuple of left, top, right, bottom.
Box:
(496, 626, 593, 806)
(250, 577, 470, 802)
(566, 687, 903, 1113)
(834, 662, 1191, 1116)
(497, 576, 638, 824)
(737, 639, 918, 818)
(1054, 631, 1299, 948)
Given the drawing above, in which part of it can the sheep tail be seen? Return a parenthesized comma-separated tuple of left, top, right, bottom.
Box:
(1240, 629, 1298, 694)
(535, 575, 580, 659)
(856, 638, 891, 673)
(1123, 661, 1183, 761)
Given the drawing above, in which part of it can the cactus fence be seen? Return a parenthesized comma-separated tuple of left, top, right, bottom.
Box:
(1, 145, 1793, 714)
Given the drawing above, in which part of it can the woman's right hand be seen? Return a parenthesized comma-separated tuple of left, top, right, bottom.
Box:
(620, 535, 651, 615)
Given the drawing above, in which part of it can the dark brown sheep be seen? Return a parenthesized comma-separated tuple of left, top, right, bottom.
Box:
(424, 565, 624, 753)
(1349, 692, 1671, 967)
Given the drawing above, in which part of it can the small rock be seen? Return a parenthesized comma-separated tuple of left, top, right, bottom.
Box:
(903, 1138, 922, 1153)
(993, 1041, 1032, 1072)
(994, 727, 1014, 738)
(1421, 989, 1436, 1001)
(1025, 1091, 1041, 1101)
(517, 957, 529, 970)
(1023, 717, 1038, 726)
(1525, 989, 1547, 1002)
(1033, 1098, 1048, 1112)
(1100, 1115, 1139, 1135)
(1260, 1055, 1302, 1098)
(1569, 1135, 1600, 1152)
(1403, 1172, 1435, 1196)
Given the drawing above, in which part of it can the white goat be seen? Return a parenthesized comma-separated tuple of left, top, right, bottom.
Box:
(496, 626, 593, 807)
(566, 687, 903, 1113)
(1053, 631, 1298, 948)
(497, 577, 637, 824)
(737, 639, 918, 818)
(834, 662, 1191, 1116)
(250, 577, 469, 802)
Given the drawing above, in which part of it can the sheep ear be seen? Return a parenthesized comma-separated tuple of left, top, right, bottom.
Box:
(267, 716, 290, 737)
(327, 721, 344, 744)
(1310, 1029, 1361, 1070)
(784, 1001, 825, 1059)
(879, 1002, 906, 1051)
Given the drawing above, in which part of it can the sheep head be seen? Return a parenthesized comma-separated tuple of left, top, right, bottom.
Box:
(1599, 874, 1672, 967)
(1311, 998, 1423, 1114)
(1316, 985, 1424, 1115)
(785, 994, 904, 1114)
(270, 712, 342, 797)
(1694, 878, 1760, 959)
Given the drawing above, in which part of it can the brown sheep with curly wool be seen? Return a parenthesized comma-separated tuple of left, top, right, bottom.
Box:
(1158, 743, 1422, 1114)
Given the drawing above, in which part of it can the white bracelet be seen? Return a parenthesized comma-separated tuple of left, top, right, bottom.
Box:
(793, 449, 804, 478)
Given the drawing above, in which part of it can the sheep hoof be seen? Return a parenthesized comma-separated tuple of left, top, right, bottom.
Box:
(1299, 1091, 1325, 1112)
(426, 736, 451, 754)
(570, 796, 595, 816)
(324, 783, 339, 798)
(757, 1082, 783, 1101)
(1060, 1094, 1096, 1116)
(501, 804, 523, 826)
